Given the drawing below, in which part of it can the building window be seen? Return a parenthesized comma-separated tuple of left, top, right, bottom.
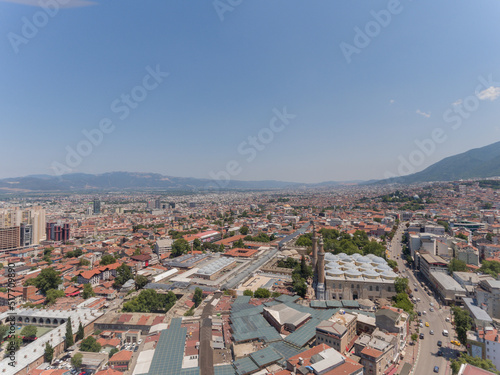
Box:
(388, 287, 391, 292)
(351, 284, 354, 289)
(376, 286, 379, 291)
(370, 286, 373, 291)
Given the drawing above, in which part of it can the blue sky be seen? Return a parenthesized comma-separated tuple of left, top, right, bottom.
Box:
(1, 0, 500, 183)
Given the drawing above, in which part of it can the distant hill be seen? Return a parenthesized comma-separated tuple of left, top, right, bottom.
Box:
(379, 141, 500, 184)
(0, 172, 359, 192)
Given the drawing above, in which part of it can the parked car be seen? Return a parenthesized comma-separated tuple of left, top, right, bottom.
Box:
(437, 341, 442, 347)
(437, 350, 443, 356)
(430, 330, 434, 335)
(425, 322, 430, 327)
(430, 307, 434, 312)
(434, 366, 439, 373)
(420, 333, 424, 339)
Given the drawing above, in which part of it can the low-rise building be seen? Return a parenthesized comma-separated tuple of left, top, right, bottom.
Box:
(315, 312, 357, 354)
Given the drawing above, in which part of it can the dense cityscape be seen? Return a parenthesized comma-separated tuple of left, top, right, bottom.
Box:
(3, 1, 500, 375)
(0, 180, 499, 375)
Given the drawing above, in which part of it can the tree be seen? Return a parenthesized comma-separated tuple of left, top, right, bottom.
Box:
(387, 259, 398, 271)
(80, 336, 101, 352)
(411, 333, 418, 342)
(239, 226, 249, 235)
(293, 279, 307, 298)
(193, 238, 202, 251)
(271, 291, 281, 298)
(392, 293, 413, 314)
(232, 239, 245, 248)
(453, 307, 472, 345)
(437, 220, 449, 232)
(122, 289, 177, 313)
(395, 278, 409, 294)
(44, 342, 54, 363)
(100, 254, 116, 266)
(7, 335, 22, 352)
(455, 233, 469, 241)
(243, 290, 253, 297)
(135, 275, 149, 290)
(451, 354, 499, 375)
(299, 256, 313, 279)
(79, 258, 90, 267)
(172, 239, 190, 257)
(254, 288, 271, 298)
(65, 317, 74, 349)
(30, 268, 62, 294)
(46, 289, 65, 304)
(71, 353, 83, 369)
(448, 258, 468, 274)
(0, 324, 8, 340)
(193, 287, 203, 307)
(114, 263, 133, 288)
(21, 325, 37, 338)
(82, 283, 95, 299)
(277, 257, 299, 269)
(480, 260, 500, 278)
(76, 322, 84, 341)
(109, 348, 119, 358)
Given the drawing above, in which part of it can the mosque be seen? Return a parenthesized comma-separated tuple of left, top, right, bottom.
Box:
(310, 221, 398, 301)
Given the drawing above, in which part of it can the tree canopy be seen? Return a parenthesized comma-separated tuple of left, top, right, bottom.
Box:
(171, 238, 190, 257)
(114, 263, 133, 288)
(254, 288, 271, 298)
(193, 287, 203, 307)
(122, 289, 177, 313)
(27, 268, 62, 294)
(44, 342, 54, 363)
(448, 258, 468, 274)
(65, 317, 74, 349)
(135, 275, 149, 290)
(451, 354, 499, 375)
(80, 336, 101, 352)
(453, 306, 472, 345)
(46, 289, 65, 304)
(21, 325, 37, 338)
(100, 254, 116, 266)
(82, 283, 95, 299)
(394, 277, 409, 294)
(480, 260, 500, 278)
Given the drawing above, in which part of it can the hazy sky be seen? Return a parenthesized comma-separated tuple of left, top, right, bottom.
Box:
(1, 0, 500, 183)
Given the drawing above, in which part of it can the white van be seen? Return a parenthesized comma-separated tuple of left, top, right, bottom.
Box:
(442, 330, 449, 337)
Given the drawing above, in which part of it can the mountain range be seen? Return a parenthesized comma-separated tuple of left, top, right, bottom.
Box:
(1, 141, 500, 192)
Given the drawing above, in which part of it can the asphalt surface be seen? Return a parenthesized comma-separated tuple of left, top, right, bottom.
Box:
(388, 224, 460, 375)
(199, 293, 221, 375)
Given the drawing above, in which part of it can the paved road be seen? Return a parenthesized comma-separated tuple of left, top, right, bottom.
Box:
(199, 292, 221, 375)
(388, 224, 458, 375)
